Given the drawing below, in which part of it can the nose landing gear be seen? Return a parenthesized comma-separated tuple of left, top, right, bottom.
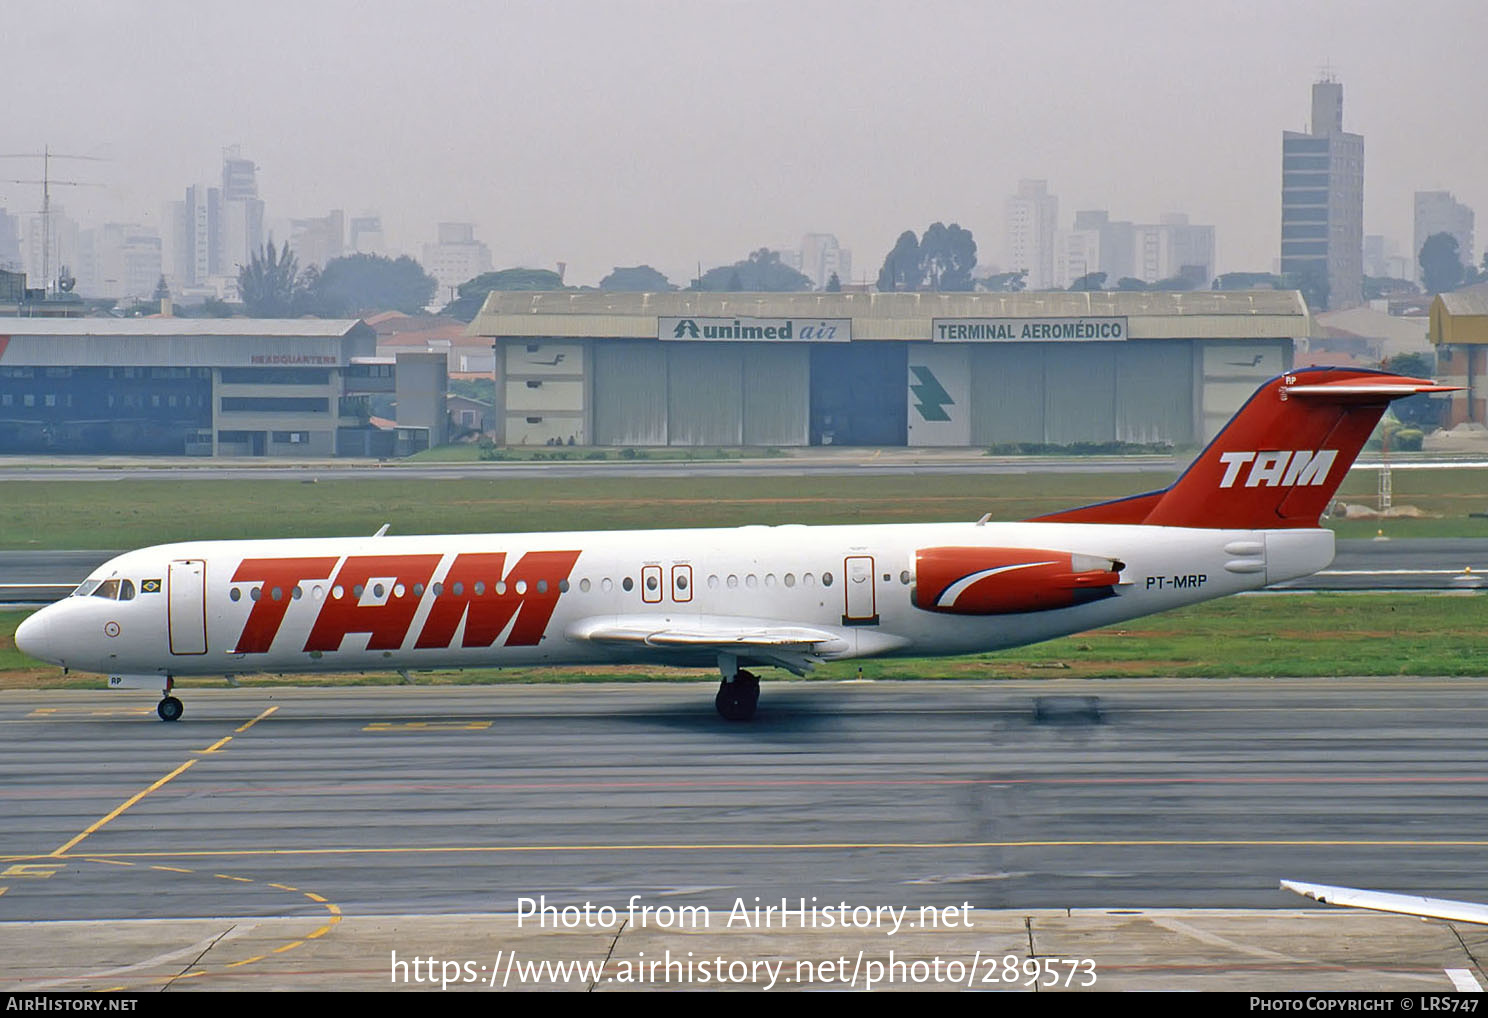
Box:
(157, 676, 183, 722)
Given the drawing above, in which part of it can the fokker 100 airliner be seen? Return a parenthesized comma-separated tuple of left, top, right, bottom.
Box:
(14, 367, 1452, 722)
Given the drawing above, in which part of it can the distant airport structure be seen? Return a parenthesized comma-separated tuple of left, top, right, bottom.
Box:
(1430, 281, 1488, 427)
(0, 319, 445, 456)
(471, 291, 1309, 449)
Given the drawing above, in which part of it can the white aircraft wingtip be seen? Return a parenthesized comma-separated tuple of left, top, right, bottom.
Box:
(1282, 878, 1488, 925)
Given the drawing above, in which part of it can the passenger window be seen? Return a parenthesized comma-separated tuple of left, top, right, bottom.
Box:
(822, 573, 834, 587)
(622, 577, 634, 592)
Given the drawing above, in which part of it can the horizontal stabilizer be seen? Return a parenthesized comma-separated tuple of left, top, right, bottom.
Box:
(1281, 879, 1488, 925)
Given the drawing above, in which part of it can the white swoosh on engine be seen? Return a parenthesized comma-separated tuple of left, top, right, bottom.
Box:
(936, 561, 1057, 608)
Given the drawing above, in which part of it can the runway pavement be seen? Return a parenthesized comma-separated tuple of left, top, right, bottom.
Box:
(4, 539, 1485, 604)
(2, 679, 1488, 990)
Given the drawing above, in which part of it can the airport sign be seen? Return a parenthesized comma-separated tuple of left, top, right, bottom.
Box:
(932, 317, 1128, 342)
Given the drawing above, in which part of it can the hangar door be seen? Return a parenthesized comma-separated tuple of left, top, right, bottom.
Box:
(810, 343, 907, 446)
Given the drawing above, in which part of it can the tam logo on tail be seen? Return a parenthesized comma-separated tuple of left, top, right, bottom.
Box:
(1217, 450, 1338, 489)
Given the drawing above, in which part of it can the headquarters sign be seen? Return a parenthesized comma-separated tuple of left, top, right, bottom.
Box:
(660, 317, 851, 342)
(932, 317, 1128, 342)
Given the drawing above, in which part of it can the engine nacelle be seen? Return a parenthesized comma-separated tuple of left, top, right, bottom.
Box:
(913, 546, 1123, 615)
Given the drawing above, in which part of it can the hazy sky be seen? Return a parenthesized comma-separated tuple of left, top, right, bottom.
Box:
(6, 0, 1486, 287)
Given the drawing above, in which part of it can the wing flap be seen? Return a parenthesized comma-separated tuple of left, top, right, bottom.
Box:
(566, 616, 852, 677)
(571, 618, 841, 651)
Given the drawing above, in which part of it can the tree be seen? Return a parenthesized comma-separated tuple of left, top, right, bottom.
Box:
(875, 222, 977, 291)
(694, 249, 812, 292)
(442, 268, 568, 322)
(304, 254, 437, 316)
(1420, 232, 1465, 294)
(238, 239, 301, 317)
(876, 230, 922, 291)
(922, 222, 977, 291)
(1284, 265, 1329, 311)
(1150, 275, 1200, 291)
(1068, 271, 1107, 291)
(1115, 277, 1149, 291)
(1364, 276, 1420, 300)
(1383, 352, 1442, 431)
(1213, 272, 1285, 291)
(977, 269, 1027, 292)
(598, 265, 675, 291)
(825, 271, 842, 292)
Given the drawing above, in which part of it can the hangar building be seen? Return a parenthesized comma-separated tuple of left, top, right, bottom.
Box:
(1430, 282, 1488, 427)
(0, 318, 437, 456)
(471, 291, 1309, 448)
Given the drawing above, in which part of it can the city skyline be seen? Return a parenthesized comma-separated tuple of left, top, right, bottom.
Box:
(4, 0, 1486, 290)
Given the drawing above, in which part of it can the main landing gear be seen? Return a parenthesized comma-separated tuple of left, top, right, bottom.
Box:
(715, 669, 760, 721)
(157, 676, 183, 722)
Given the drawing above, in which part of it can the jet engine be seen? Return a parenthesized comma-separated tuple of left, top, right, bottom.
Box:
(913, 547, 1124, 615)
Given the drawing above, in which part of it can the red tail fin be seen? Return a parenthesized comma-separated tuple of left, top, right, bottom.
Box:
(1034, 368, 1456, 530)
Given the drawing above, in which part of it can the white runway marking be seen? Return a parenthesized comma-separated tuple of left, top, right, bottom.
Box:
(1445, 968, 1483, 992)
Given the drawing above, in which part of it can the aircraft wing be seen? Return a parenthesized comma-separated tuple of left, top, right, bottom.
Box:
(1281, 879, 1488, 924)
(567, 616, 850, 675)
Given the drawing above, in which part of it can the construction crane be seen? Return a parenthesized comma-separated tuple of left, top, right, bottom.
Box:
(0, 147, 105, 294)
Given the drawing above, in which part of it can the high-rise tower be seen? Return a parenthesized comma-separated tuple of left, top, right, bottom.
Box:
(1280, 76, 1363, 310)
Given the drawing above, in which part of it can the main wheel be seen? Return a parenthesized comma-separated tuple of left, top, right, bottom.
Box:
(157, 696, 184, 722)
(715, 671, 760, 721)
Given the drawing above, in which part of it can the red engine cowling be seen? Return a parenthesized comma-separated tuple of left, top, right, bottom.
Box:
(913, 547, 1123, 615)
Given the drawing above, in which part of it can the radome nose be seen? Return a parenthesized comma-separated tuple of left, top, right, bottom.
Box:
(15, 610, 54, 662)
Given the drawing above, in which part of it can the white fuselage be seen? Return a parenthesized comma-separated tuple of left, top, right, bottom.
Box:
(19, 521, 1333, 683)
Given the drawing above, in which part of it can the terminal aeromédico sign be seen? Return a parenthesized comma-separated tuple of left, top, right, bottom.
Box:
(660, 317, 851, 342)
(932, 317, 1128, 342)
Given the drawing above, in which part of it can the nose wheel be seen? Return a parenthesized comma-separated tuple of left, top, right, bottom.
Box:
(156, 677, 183, 722)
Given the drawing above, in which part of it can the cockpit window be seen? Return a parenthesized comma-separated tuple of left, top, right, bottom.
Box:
(73, 579, 103, 597)
(118, 580, 135, 601)
(93, 579, 122, 599)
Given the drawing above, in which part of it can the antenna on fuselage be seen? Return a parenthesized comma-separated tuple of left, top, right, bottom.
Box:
(373, 523, 391, 537)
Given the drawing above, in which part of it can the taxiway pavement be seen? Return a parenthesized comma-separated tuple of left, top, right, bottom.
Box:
(2, 679, 1487, 990)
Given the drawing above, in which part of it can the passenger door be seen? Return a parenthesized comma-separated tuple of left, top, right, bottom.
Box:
(842, 555, 879, 626)
(168, 559, 208, 655)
